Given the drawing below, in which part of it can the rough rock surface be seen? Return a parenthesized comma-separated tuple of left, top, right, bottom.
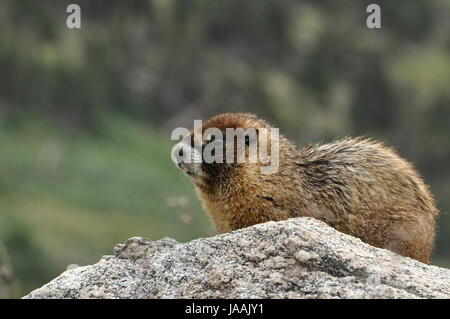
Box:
(24, 217, 449, 299)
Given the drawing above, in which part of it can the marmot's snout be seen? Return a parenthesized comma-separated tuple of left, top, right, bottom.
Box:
(172, 139, 203, 178)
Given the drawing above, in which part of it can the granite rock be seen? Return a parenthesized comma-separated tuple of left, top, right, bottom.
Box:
(24, 217, 450, 299)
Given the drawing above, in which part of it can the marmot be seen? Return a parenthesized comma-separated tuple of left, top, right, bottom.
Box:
(172, 113, 439, 264)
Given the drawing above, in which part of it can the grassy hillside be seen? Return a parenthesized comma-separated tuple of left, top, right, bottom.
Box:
(0, 116, 213, 297)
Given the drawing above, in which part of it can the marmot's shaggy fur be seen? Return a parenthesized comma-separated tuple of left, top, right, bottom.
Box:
(173, 113, 439, 264)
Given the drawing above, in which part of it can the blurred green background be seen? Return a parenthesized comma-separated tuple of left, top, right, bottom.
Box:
(0, 0, 449, 298)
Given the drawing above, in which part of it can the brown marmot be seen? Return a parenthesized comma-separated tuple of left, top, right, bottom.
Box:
(172, 113, 439, 264)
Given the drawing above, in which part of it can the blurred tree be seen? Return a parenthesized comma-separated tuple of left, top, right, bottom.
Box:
(0, 0, 449, 297)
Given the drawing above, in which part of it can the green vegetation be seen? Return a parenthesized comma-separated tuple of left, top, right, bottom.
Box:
(0, 0, 449, 297)
(0, 116, 212, 297)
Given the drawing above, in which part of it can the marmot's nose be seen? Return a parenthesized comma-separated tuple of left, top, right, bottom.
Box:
(178, 147, 184, 158)
(172, 142, 187, 166)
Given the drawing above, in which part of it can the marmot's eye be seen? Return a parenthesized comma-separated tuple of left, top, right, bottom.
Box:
(245, 135, 250, 146)
(205, 135, 216, 144)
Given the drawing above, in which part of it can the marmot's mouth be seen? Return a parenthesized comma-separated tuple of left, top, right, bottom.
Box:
(178, 162, 201, 178)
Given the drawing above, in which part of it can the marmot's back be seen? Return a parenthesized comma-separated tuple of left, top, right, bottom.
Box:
(295, 138, 438, 263)
(173, 113, 439, 264)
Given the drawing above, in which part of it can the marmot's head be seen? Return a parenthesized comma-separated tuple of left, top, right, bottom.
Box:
(171, 113, 295, 195)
